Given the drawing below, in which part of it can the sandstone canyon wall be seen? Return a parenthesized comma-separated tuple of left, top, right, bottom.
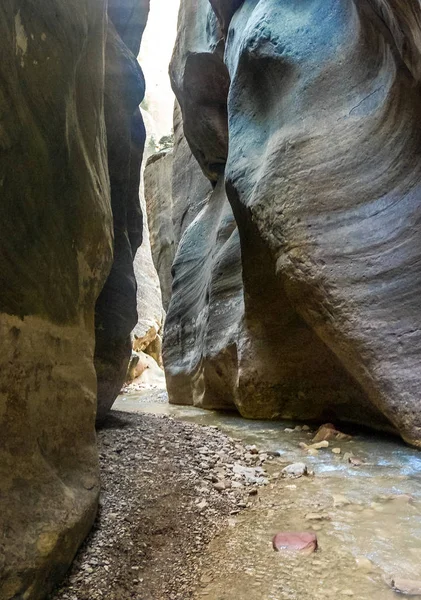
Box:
(94, 0, 150, 421)
(144, 101, 211, 311)
(164, 0, 421, 447)
(0, 1, 149, 597)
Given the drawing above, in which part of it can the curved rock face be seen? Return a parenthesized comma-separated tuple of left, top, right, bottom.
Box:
(144, 101, 211, 310)
(164, 179, 244, 410)
(144, 150, 175, 310)
(0, 1, 112, 598)
(165, 0, 421, 446)
(94, 2, 149, 422)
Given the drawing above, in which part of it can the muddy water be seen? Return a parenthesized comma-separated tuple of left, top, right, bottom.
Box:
(114, 392, 421, 599)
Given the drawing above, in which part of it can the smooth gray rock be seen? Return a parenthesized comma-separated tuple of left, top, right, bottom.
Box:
(165, 0, 421, 445)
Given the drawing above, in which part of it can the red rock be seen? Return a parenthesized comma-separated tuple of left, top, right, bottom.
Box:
(272, 532, 318, 554)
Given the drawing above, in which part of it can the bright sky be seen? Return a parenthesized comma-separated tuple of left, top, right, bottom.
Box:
(139, 0, 181, 138)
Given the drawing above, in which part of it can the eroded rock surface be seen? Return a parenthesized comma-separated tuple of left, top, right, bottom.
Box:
(143, 101, 211, 311)
(165, 0, 421, 445)
(0, 2, 112, 597)
(94, 2, 150, 422)
(0, 0, 150, 596)
(144, 150, 175, 309)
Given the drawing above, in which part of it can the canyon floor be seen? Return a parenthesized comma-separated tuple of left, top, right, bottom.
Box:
(51, 390, 421, 600)
(50, 403, 266, 600)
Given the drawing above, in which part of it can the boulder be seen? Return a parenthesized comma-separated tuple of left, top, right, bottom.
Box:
(0, 1, 112, 597)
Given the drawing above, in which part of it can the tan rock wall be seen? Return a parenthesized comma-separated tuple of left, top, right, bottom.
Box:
(0, 0, 150, 596)
(0, 1, 111, 597)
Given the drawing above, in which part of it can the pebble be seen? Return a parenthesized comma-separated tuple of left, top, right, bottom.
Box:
(281, 463, 308, 478)
(305, 513, 330, 521)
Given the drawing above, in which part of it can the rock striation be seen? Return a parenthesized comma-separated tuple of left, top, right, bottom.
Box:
(0, 1, 149, 597)
(94, 1, 149, 422)
(164, 0, 421, 446)
(143, 101, 211, 311)
(144, 149, 175, 310)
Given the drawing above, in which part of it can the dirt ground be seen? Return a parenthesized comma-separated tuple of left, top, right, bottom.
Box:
(50, 410, 266, 600)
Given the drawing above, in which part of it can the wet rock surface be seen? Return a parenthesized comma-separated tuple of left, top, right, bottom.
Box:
(272, 532, 318, 554)
(50, 410, 268, 600)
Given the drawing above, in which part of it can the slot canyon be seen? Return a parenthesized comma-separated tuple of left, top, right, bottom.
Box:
(1, 1, 421, 599)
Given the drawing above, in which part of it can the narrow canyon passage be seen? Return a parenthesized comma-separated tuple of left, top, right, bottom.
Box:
(3, 1, 421, 600)
(52, 388, 421, 600)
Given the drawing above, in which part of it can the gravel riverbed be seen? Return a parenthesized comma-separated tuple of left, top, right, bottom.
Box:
(50, 410, 269, 600)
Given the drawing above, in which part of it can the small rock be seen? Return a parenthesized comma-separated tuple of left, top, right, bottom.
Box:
(332, 447, 341, 454)
(309, 441, 329, 450)
(349, 457, 364, 466)
(272, 532, 318, 554)
(332, 494, 350, 508)
(231, 481, 243, 489)
(302, 425, 311, 432)
(281, 463, 308, 478)
(312, 424, 352, 443)
(388, 578, 421, 595)
(305, 513, 330, 521)
(385, 494, 414, 504)
(307, 448, 319, 457)
(213, 481, 226, 492)
(355, 557, 375, 573)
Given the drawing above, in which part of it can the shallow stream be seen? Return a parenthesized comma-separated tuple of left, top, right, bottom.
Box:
(114, 391, 421, 600)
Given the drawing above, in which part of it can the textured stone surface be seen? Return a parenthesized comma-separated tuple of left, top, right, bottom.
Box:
(164, 179, 243, 410)
(144, 150, 175, 310)
(133, 182, 165, 343)
(143, 101, 210, 310)
(94, 2, 149, 422)
(165, 0, 421, 445)
(172, 101, 211, 244)
(224, 0, 421, 444)
(0, 1, 112, 597)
